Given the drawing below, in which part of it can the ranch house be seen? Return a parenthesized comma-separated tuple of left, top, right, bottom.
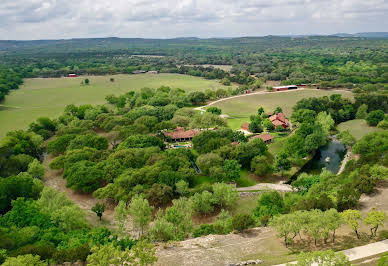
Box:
(269, 112, 290, 129)
(164, 127, 200, 142)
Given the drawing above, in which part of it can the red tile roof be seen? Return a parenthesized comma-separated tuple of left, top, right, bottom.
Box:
(241, 122, 250, 131)
(252, 134, 274, 142)
(164, 127, 200, 139)
(269, 112, 289, 128)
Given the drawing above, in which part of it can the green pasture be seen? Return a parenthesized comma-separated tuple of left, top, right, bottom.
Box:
(213, 89, 353, 118)
(337, 119, 383, 140)
(0, 74, 232, 139)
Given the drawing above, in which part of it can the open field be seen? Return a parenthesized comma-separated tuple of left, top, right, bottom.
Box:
(337, 119, 383, 140)
(0, 74, 233, 138)
(213, 89, 353, 118)
(183, 64, 233, 72)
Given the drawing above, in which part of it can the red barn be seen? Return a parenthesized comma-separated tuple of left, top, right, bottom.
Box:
(273, 85, 298, 92)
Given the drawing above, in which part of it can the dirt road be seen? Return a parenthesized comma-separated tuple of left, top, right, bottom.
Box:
(194, 88, 307, 113)
(276, 239, 388, 265)
(236, 183, 293, 192)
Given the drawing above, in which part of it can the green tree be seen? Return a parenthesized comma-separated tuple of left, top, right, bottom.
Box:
(271, 214, 299, 246)
(213, 209, 233, 234)
(324, 208, 343, 243)
(212, 183, 239, 209)
(275, 152, 291, 178)
(232, 214, 255, 232)
(175, 180, 189, 196)
(2, 254, 47, 266)
(207, 106, 222, 115)
(291, 109, 316, 124)
(274, 107, 283, 113)
(146, 183, 173, 207)
(295, 250, 350, 266)
(253, 191, 284, 221)
(196, 153, 223, 175)
(190, 191, 214, 215)
(366, 110, 385, 126)
(377, 120, 388, 129)
(248, 120, 263, 133)
(251, 155, 273, 176)
(92, 202, 105, 221)
(316, 112, 335, 134)
(355, 104, 368, 119)
(257, 107, 265, 115)
(84, 78, 89, 85)
(27, 159, 45, 179)
(64, 161, 104, 193)
(149, 212, 175, 242)
(341, 209, 363, 239)
(51, 205, 89, 231)
(46, 134, 76, 154)
(307, 209, 324, 246)
(364, 208, 386, 237)
(114, 200, 128, 234)
(164, 197, 193, 239)
(338, 130, 356, 147)
(263, 118, 274, 131)
(222, 160, 241, 182)
(128, 195, 154, 236)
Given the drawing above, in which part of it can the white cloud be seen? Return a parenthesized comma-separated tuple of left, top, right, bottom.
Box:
(0, 0, 387, 39)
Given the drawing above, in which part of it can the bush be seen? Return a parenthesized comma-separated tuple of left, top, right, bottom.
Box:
(206, 107, 222, 115)
(47, 134, 76, 154)
(366, 110, 385, 126)
(53, 244, 90, 263)
(193, 224, 216, 237)
(232, 214, 255, 232)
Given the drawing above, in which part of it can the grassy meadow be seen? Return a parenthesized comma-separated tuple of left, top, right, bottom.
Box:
(215, 89, 353, 118)
(337, 119, 383, 140)
(0, 74, 233, 138)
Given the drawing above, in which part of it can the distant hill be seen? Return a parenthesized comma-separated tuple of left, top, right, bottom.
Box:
(0, 34, 387, 53)
(331, 32, 388, 38)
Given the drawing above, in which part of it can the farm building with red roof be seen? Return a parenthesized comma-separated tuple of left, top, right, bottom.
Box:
(251, 134, 275, 144)
(269, 112, 290, 129)
(163, 127, 200, 142)
(241, 122, 250, 131)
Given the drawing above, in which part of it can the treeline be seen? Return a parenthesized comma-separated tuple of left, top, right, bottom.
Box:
(0, 68, 23, 102)
(0, 36, 387, 102)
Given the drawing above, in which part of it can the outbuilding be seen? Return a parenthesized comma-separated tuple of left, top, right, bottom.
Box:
(273, 85, 298, 92)
(164, 127, 200, 142)
(251, 134, 275, 144)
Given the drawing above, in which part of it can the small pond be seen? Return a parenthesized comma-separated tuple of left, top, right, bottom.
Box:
(295, 139, 347, 177)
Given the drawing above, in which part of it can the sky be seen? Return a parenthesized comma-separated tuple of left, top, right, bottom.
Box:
(1, 0, 387, 40)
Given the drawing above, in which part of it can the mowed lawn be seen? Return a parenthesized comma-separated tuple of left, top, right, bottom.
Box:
(214, 89, 353, 118)
(0, 74, 232, 138)
(337, 119, 383, 140)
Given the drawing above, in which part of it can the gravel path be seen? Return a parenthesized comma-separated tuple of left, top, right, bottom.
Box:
(276, 239, 388, 265)
(237, 183, 293, 192)
(337, 150, 352, 175)
(194, 88, 307, 113)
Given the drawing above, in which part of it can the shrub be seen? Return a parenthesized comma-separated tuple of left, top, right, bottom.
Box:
(193, 224, 216, 237)
(232, 214, 255, 232)
(206, 107, 222, 115)
(366, 110, 385, 126)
